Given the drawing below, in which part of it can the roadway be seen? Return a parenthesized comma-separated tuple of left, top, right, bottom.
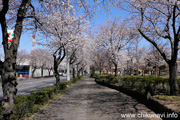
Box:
(0, 76, 68, 100)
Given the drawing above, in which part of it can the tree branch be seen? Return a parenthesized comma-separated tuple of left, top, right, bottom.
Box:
(172, 5, 177, 38)
(138, 28, 169, 63)
(10, 0, 31, 50)
(0, 0, 9, 53)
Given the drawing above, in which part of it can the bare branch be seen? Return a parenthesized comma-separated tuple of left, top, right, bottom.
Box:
(138, 28, 169, 63)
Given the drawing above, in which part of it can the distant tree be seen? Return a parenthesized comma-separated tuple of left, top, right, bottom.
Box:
(126, 39, 147, 76)
(95, 18, 135, 76)
(30, 48, 51, 78)
(37, 0, 90, 85)
(16, 50, 29, 66)
(91, 49, 106, 75)
(147, 46, 166, 77)
(45, 55, 54, 76)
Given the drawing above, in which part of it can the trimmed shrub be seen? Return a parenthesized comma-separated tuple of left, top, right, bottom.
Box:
(59, 81, 70, 90)
(96, 75, 180, 95)
(10, 95, 39, 119)
(31, 91, 49, 105)
(0, 75, 83, 119)
(71, 78, 78, 83)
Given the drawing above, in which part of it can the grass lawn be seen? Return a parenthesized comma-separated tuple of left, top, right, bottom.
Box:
(159, 75, 169, 78)
(153, 95, 180, 112)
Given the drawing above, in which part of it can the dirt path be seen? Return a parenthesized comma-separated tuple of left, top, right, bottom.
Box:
(33, 76, 161, 120)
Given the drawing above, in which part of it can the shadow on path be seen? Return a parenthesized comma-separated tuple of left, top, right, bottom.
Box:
(34, 76, 161, 120)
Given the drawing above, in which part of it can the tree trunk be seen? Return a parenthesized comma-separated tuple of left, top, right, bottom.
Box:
(48, 71, 51, 76)
(158, 67, 161, 77)
(77, 65, 80, 77)
(54, 61, 60, 94)
(169, 62, 179, 95)
(48, 67, 52, 76)
(155, 65, 158, 77)
(109, 64, 112, 74)
(129, 68, 131, 76)
(53, 47, 66, 93)
(72, 67, 75, 78)
(55, 72, 60, 86)
(141, 69, 144, 76)
(131, 69, 133, 76)
(99, 69, 102, 75)
(77, 69, 81, 76)
(32, 68, 36, 78)
(114, 63, 118, 76)
(82, 68, 84, 76)
(0, 61, 3, 75)
(54, 69, 60, 94)
(2, 59, 18, 118)
(41, 66, 43, 77)
(90, 66, 95, 77)
(100, 62, 104, 75)
(0, 0, 31, 118)
(77, 71, 80, 76)
(151, 70, 153, 75)
(54, 57, 60, 86)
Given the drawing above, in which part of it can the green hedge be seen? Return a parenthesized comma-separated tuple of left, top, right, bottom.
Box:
(13, 95, 40, 119)
(32, 75, 55, 79)
(0, 76, 83, 120)
(96, 74, 180, 95)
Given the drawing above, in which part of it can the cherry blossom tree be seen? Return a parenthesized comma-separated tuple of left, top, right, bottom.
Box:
(68, 37, 86, 78)
(16, 49, 29, 66)
(147, 46, 166, 77)
(29, 50, 39, 78)
(126, 39, 147, 76)
(69, 47, 78, 78)
(45, 55, 54, 76)
(90, 41, 113, 75)
(72, 35, 92, 76)
(29, 48, 51, 78)
(0, 0, 40, 117)
(95, 18, 135, 76)
(91, 49, 106, 75)
(0, 0, 99, 117)
(116, 0, 180, 95)
(36, 0, 90, 85)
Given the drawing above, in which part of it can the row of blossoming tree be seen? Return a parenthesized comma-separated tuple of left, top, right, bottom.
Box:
(0, 0, 98, 118)
(91, 0, 180, 96)
(0, 0, 179, 119)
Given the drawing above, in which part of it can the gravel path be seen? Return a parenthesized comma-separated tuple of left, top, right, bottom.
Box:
(33, 76, 161, 120)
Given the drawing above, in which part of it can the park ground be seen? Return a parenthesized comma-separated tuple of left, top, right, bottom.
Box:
(33, 76, 161, 120)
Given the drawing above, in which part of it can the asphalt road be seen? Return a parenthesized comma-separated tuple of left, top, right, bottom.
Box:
(0, 76, 68, 100)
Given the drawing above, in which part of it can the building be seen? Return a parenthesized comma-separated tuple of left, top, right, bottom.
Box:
(17, 59, 66, 78)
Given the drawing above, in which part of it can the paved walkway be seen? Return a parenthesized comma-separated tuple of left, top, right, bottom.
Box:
(34, 76, 161, 120)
